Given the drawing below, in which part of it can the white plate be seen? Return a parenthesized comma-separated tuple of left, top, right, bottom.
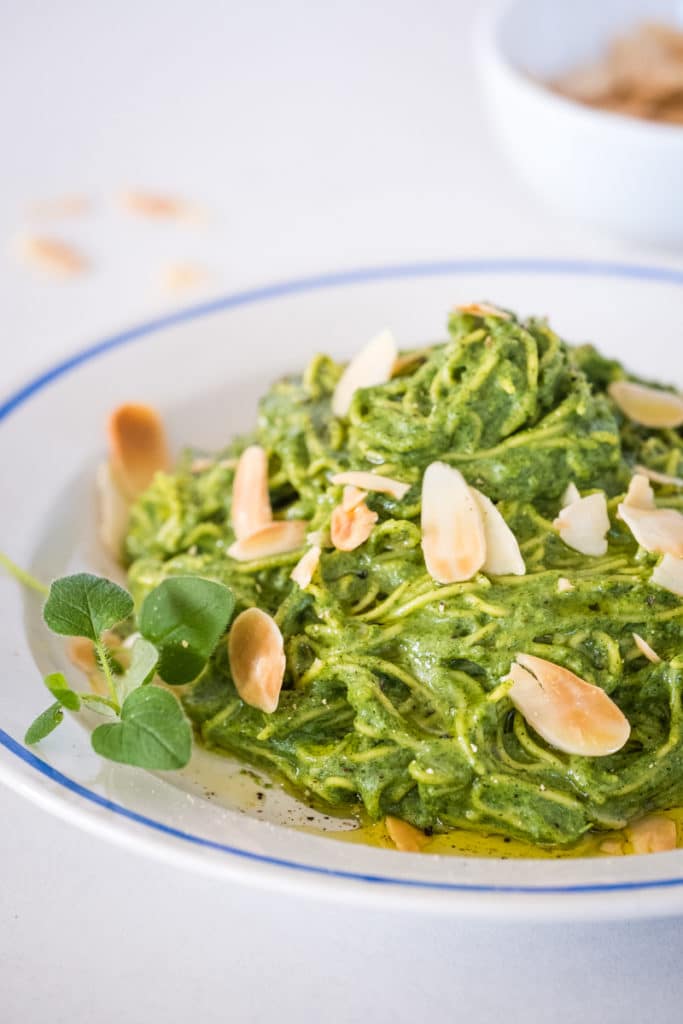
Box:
(3, 259, 683, 921)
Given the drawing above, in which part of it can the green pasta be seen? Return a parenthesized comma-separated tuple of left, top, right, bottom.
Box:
(125, 306, 683, 847)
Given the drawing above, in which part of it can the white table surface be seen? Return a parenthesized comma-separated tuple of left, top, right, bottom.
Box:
(2, 2, 683, 1021)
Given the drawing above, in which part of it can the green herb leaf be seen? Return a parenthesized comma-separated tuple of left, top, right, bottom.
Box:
(81, 694, 118, 716)
(139, 576, 234, 685)
(43, 573, 133, 641)
(44, 671, 81, 711)
(25, 702, 64, 744)
(91, 686, 192, 769)
(115, 636, 158, 703)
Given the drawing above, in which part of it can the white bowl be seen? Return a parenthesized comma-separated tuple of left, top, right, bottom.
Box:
(477, 0, 683, 247)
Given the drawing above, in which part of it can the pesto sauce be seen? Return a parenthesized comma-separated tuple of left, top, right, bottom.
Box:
(125, 307, 683, 849)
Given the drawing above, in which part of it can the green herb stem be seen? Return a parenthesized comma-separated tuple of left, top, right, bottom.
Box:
(0, 552, 49, 597)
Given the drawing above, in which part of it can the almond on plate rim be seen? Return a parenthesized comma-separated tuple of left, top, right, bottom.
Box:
(627, 814, 677, 855)
(228, 607, 286, 714)
(385, 816, 427, 853)
(231, 444, 272, 542)
(107, 402, 170, 501)
(507, 652, 631, 757)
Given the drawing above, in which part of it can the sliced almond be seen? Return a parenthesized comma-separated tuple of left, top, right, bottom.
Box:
(330, 496, 378, 551)
(331, 329, 397, 418)
(228, 520, 308, 561)
(634, 464, 683, 489)
(632, 632, 661, 664)
(623, 473, 655, 510)
(507, 653, 630, 757)
(562, 481, 581, 506)
(20, 235, 87, 276)
(627, 815, 677, 855)
(385, 816, 427, 853)
(472, 489, 525, 576)
(455, 302, 510, 320)
(290, 545, 321, 588)
(599, 838, 624, 856)
(107, 403, 169, 500)
(119, 190, 197, 220)
(554, 491, 610, 557)
(228, 608, 285, 714)
(232, 445, 272, 542)
(651, 553, 683, 596)
(341, 485, 368, 512)
(421, 462, 486, 584)
(329, 471, 410, 501)
(617, 501, 683, 557)
(609, 380, 683, 429)
(557, 577, 574, 593)
(96, 461, 131, 561)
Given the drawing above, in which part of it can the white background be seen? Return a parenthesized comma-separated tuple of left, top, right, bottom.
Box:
(2, 2, 683, 1021)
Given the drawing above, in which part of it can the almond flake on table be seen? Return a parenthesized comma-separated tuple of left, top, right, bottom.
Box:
(627, 814, 677, 855)
(632, 633, 661, 664)
(162, 263, 209, 293)
(19, 235, 88, 276)
(231, 445, 272, 542)
(290, 545, 321, 588)
(329, 471, 410, 500)
(228, 520, 308, 561)
(471, 489, 525, 576)
(118, 189, 200, 220)
(421, 462, 486, 584)
(553, 490, 610, 557)
(228, 608, 286, 713)
(27, 194, 91, 219)
(608, 379, 683, 428)
(331, 329, 398, 417)
(507, 653, 630, 757)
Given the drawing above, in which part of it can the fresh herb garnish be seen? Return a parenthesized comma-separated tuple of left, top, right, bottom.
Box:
(4, 562, 235, 773)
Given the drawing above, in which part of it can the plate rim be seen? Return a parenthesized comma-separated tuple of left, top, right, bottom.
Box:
(4, 256, 683, 904)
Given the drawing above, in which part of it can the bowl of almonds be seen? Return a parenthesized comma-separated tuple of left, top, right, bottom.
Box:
(478, 0, 683, 247)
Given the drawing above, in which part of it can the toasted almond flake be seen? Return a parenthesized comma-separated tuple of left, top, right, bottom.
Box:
(341, 485, 368, 512)
(385, 816, 427, 853)
(307, 528, 330, 548)
(20, 235, 87, 276)
(228, 520, 308, 561)
(421, 462, 486, 584)
(96, 461, 131, 562)
(634, 464, 683, 488)
(609, 380, 683, 428)
(228, 608, 285, 714)
(562, 481, 581, 507)
(391, 349, 429, 376)
(119, 190, 199, 220)
(455, 302, 510, 320)
(330, 498, 378, 551)
(290, 545, 321, 588)
(617, 500, 683, 556)
(329, 471, 410, 501)
(107, 403, 169, 500)
(627, 815, 677, 855)
(507, 653, 630, 757)
(599, 838, 624, 856)
(554, 491, 610, 557)
(623, 473, 655, 510)
(472, 489, 525, 576)
(28, 195, 90, 219)
(557, 577, 574, 593)
(331, 329, 398, 417)
(162, 263, 208, 293)
(231, 445, 272, 541)
(633, 632, 662, 664)
(651, 553, 683, 596)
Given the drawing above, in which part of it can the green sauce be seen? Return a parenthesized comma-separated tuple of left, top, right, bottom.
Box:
(125, 306, 683, 849)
